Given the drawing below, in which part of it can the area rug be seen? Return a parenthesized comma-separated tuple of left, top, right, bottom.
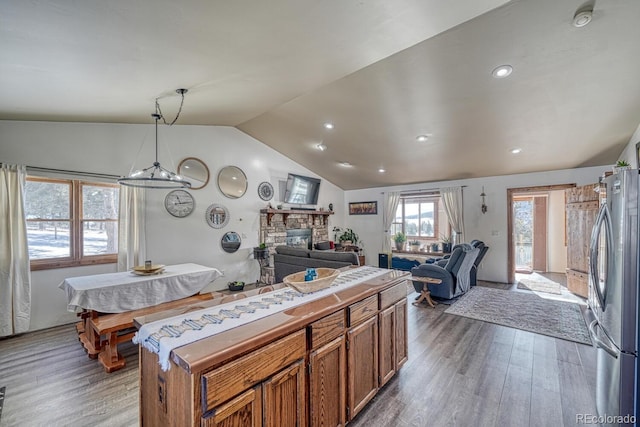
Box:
(517, 278, 562, 295)
(445, 287, 591, 345)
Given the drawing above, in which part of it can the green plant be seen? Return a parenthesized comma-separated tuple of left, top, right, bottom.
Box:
(409, 240, 420, 245)
(440, 233, 451, 243)
(616, 160, 631, 167)
(337, 228, 359, 245)
(258, 242, 267, 249)
(393, 232, 407, 243)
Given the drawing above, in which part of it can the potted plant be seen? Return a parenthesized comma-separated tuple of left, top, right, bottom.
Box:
(614, 160, 632, 172)
(393, 232, 406, 251)
(409, 240, 420, 251)
(253, 243, 268, 260)
(440, 234, 452, 253)
(338, 228, 359, 246)
(430, 242, 440, 252)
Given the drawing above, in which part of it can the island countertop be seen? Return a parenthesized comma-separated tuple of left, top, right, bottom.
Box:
(134, 267, 410, 374)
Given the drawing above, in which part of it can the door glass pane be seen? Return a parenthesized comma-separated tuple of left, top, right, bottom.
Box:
(26, 221, 71, 259)
(82, 221, 119, 256)
(514, 199, 533, 270)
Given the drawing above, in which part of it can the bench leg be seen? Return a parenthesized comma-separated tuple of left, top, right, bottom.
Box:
(98, 331, 126, 373)
(79, 311, 101, 359)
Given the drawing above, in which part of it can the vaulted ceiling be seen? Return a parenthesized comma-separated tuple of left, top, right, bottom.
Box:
(2, 0, 639, 189)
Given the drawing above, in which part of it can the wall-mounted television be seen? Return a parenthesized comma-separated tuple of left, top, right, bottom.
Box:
(283, 173, 321, 205)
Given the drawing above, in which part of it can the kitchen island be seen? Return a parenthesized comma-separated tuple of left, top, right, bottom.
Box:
(134, 266, 410, 426)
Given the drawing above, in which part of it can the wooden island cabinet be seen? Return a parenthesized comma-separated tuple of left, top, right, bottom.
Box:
(136, 268, 410, 426)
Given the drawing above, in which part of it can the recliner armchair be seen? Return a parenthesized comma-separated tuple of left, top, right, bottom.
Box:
(426, 240, 489, 286)
(411, 244, 480, 300)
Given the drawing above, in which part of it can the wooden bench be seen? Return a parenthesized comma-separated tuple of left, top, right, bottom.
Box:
(87, 293, 217, 372)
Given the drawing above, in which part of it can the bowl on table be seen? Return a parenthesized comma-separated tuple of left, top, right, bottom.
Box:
(227, 281, 245, 291)
(283, 268, 340, 294)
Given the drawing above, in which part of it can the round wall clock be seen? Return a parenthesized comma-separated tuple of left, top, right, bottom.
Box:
(258, 181, 274, 201)
(164, 190, 195, 218)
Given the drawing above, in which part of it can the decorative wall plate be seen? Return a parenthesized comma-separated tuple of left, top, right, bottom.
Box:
(258, 181, 274, 201)
(205, 204, 229, 229)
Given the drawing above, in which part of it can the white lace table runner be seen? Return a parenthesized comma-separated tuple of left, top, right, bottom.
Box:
(133, 266, 388, 371)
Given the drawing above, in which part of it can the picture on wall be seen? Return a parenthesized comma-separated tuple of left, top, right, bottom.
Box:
(349, 201, 377, 215)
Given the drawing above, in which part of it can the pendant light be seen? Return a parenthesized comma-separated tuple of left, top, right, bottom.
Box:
(118, 89, 191, 189)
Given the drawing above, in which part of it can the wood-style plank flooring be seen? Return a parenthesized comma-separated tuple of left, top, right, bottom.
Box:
(0, 282, 597, 427)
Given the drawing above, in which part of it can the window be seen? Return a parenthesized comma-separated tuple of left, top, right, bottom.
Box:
(25, 177, 119, 270)
(391, 194, 449, 242)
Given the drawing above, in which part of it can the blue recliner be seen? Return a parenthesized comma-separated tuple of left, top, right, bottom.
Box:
(424, 240, 489, 286)
(411, 244, 480, 300)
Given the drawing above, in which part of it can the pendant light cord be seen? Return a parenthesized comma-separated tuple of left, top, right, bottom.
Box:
(155, 88, 187, 126)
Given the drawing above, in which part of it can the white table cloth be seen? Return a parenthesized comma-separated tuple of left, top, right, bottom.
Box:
(59, 263, 222, 313)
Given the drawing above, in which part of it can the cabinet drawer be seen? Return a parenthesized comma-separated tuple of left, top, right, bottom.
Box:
(348, 294, 378, 327)
(379, 281, 407, 310)
(201, 329, 306, 413)
(309, 309, 345, 349)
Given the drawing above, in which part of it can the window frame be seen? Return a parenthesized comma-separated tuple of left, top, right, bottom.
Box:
(26, 176, 119, 271)
(392, 194, 448, 243)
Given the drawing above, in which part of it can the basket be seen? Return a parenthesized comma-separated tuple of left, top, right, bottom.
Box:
(283, 268, 340, 294)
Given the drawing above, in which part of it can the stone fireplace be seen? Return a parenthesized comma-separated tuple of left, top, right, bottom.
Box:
(258, 208, 333, 283)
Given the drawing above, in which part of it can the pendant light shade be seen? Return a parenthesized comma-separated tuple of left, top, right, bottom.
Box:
(118, 89, 191, 189)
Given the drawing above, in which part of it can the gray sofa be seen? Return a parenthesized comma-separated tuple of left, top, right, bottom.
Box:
(273, 245, 360, 283)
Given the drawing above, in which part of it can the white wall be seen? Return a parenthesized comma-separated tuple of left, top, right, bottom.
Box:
(0, 120, 346, 331)
(618, 122, 640, 167)
(345, 165, 610, 284)
(547, 190, 567, 273)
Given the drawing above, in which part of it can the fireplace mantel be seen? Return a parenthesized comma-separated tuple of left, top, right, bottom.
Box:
(259, 208, 333, 226)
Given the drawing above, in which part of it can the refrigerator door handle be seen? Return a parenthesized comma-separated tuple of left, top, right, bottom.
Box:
(588, 204, 611, 310)
(589, 319, 619, 359)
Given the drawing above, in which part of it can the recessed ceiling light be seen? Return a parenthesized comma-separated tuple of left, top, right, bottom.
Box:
(492, 65, 513, 78)
(324, 122, 334, 130)
(339, 161, 353, 167)
(510, 148, 522, 154)
(416, 135, 430, 142)
(378, 168, 386, 173)
(315, 143, 327, 151)
(573, 10, 593, 27)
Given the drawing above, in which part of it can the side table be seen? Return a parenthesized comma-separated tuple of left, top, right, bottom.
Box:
(411, 276, 443, 308)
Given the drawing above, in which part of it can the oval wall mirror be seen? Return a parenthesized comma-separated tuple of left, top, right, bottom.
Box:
(218, 166, 248, 199)
(221, 231, 241, 253)
(178, 157, 210, 190)
(205, 204, 229, 229)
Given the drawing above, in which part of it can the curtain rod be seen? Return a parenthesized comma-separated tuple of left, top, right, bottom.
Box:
(396, 185, 467, 195)
(1, 163, 121, 180)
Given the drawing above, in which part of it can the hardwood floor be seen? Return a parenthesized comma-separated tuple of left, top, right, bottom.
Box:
(0, 282, 597, 427)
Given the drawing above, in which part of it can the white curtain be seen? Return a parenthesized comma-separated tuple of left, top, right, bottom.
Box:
(0, 164, 31, 336)
(382, 192, 400, 264)
(441, 186, 465, 245)
(117, 186, 146, 271)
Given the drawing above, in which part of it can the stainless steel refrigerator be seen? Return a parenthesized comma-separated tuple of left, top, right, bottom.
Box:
(588, 168, 639, 425)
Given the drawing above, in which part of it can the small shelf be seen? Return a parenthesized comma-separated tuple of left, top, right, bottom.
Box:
(260, 208, 334, 226)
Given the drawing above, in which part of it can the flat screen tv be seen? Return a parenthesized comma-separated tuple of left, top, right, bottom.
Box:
(283, 173, 321, 205)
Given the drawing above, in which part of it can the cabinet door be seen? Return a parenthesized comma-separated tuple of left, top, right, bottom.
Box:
(201, 386, 262, 427)
(263, 360, 306, 427)
(378, 305, 396, 387)
(347, 315, 378, 420)
(395, 299, 408, 369)
(309, 336, 346, 427)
